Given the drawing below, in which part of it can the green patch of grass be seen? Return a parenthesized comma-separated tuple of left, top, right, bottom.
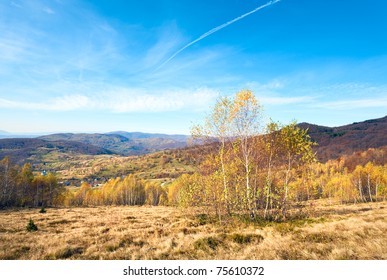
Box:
(274, 223, 297, 235)
(273, 217, 327, 235)
(194, 236, 222, 251)
(228, 233, 264, 244)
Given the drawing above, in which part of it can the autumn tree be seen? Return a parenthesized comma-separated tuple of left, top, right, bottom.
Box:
(17, 163, 34, 206)
(191, 96, 234, 214)
(278, 122, 316, 217)
(262, 121, 282, 218)
(32, 173, 61, 207)
(230, 90, 263, 216)
(0, 157, 19, 207)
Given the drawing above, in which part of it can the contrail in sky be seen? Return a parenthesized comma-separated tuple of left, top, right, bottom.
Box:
(157, 0, 281, 70)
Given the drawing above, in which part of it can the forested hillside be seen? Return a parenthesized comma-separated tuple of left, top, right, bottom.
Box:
(0, 138, 112, 165)
(299, 115, 387, 162)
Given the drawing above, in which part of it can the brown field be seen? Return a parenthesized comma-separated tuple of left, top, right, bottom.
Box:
(0, 201, 386, 260)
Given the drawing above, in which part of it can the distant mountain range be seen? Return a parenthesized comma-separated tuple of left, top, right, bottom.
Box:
(0, 116, 386, 165)
(37, 132, 188, 156)
(0, 131, 189, 164)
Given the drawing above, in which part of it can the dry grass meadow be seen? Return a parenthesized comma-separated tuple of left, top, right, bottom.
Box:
(0, 201, 386, 260)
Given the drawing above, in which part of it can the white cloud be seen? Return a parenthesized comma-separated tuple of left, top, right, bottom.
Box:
(0, 95, 90, 111)
(143, 23, 185, 69)
(0, 87, 218, 113)
(315, 97, 387, 110)
(241, 80, 314, 106)
(103, 87, 219, 112)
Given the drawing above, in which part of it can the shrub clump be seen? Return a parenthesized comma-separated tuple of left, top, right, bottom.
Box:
(194, 236, 222, 251)
(229, 233, 264, 244)
(26, 218, 38, 232)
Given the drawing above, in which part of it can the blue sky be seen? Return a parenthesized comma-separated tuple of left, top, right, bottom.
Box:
(0, 0, 386, 134)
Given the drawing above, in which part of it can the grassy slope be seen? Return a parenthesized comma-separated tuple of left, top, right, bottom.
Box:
(0, 201, 386, 260)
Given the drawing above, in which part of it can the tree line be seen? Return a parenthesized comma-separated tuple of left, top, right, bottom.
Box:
(62, 174, 167, 207)
(0, 156, 62, 208)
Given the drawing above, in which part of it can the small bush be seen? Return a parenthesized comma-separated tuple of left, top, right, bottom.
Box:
(229, 233, 264, 244)
(26, 218, 38, 232)
(196, 214, 209, 225)
(39, 207, 46, 213)
(194, 236, 222, 251)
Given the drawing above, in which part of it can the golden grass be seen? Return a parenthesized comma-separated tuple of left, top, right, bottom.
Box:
(0, 201, 386, 260)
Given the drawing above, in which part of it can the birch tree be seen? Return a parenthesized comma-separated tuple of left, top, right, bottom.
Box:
(230, 90, 263, 216)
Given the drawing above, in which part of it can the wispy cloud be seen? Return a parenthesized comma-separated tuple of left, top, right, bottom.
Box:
(107, 87, 218, 112)
(0, 87, 218, 113)
(243, 80, 387, 109)
(143, 23, 184, 69)
(0, 0, 222, 97)
(0, 95, 90, 111)
(157, 0, 281, 69)
(315, 97, 387, 109)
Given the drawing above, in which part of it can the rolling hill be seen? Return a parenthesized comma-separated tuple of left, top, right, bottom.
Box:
(108, 131, 188, 141)
(38, 132, 188, 156)
(0, 138, 112, 165)
(298, 115, 387, 162)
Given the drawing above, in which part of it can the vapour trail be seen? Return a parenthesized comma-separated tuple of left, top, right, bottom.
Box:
(157, 0, 281, 70)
